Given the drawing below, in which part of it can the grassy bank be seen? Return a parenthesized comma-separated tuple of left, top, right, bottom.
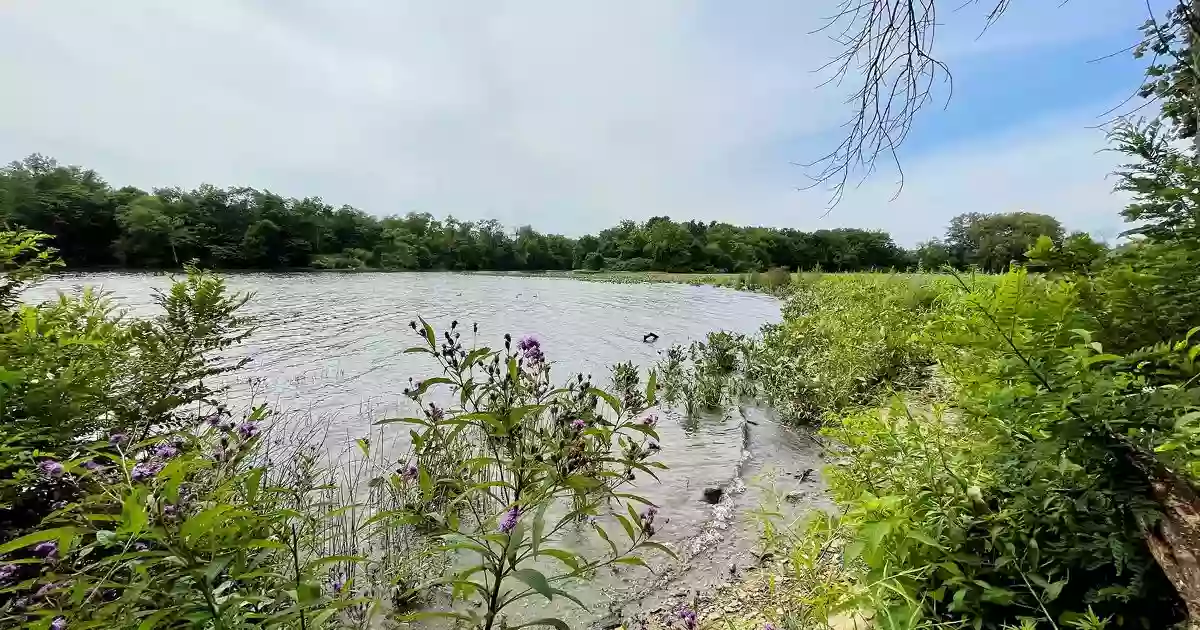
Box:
(659, 237, 1200, 628)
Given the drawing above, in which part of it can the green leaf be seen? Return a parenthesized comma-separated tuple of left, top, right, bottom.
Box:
(136, 609, 174, 630)
(589, 388, 622, 413)
(418, 466, 433, 500)
(120, 492, 149, 535)
(637, 540, 678, 560)
(506, 515, 527, 565)
(1083, 353, 1122, 367)
(244, 467, 264, 504)
(419, 316, 436, 349)
(511, 568, 554, 601)
(374, 416, 428, 427)
(592, 522, 618, 556)
(532, 501, 549, 556)
(413, 377, 453, 396)
(613, 492, 655, 506)
(0, 527, 80, 555)
(905, 531, 945, 550)
(181, 505, 235, 541)
(614, 556, 650, 569)
(244, 539, 289, 551)
(615, 514, 636, 541)
(539, 548, 582, 571)
(1045, 579, 1066, 602)
(463, 347, 492, 369)
(645, 370, 657, 406)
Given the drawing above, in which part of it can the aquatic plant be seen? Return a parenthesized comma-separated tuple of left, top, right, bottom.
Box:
(655, 331, 756, 418)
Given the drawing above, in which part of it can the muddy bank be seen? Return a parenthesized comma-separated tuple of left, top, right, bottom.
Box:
(586, 406, 832, 628)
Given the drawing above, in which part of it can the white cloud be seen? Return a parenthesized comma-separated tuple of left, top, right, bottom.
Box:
(0, 0, 1149, 245)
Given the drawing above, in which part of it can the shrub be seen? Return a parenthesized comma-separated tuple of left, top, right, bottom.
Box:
(608, 257, 653, 272)
(376, 325, 672, 629)
(750, 274, 951, 424)
(582, 251, 605, 271)
(762, 267, 792, 291)
(764, 269, 1200, 628)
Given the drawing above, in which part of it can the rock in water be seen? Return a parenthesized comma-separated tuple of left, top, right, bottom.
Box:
(703, 487, 723, 504)
(785, 490, 804, 503)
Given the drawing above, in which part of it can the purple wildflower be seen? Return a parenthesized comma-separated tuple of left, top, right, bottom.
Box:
(499, 506, 522, 533)
(330, 575, 345, 593)
(517, 335, 544, 362)
(109, 432, 129, 446)
(571, 418, 586, 431)
(764, 624, 777, 630)
(0, 564, 17, 583)
(162, 503, 180, 519)
(82, 459, 101, 471)
(678, 609, 698, 630)
(32, 541, 57, 559)
(35, 581, 59, 598)
(236, 421, 260, 439)
(50, 616, 67, 630)
(640, 505, 659, 536)
(153, 444, 179, 459)
(401, 462, 418, 482)
(131, 461, 164, 483)
(38, 459, 64, 478)
(205, 413, 222, 427)
(642, 413, 658, 428)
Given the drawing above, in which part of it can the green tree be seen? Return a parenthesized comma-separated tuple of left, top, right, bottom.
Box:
(114, 195, 191, 267)
(582, 250, 605, 270)
(944, 211, 1064, 272)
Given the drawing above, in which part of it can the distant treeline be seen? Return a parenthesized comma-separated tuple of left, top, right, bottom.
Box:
(0, 154, 1087, 273)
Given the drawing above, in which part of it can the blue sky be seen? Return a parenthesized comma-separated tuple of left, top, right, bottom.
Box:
(0, 0, 1175, 245)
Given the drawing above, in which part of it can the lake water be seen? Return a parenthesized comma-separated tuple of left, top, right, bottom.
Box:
(24, 271, 825, 626)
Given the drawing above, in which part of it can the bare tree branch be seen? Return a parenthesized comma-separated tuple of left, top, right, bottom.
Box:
(807, 0, 1008, 206)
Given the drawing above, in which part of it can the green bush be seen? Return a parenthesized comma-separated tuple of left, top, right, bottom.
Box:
(763, 267, 793, 290)
(757, 267, 1200, 628)
(582, 251, 605, 270)
(608, 257, 654, 272)
(750, 273, 951, 424)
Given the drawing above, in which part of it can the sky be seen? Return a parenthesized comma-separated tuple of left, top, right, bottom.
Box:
(0, 0, 1173, 246)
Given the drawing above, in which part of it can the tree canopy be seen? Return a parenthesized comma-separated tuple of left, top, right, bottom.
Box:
(0, 154, 1069, 273)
